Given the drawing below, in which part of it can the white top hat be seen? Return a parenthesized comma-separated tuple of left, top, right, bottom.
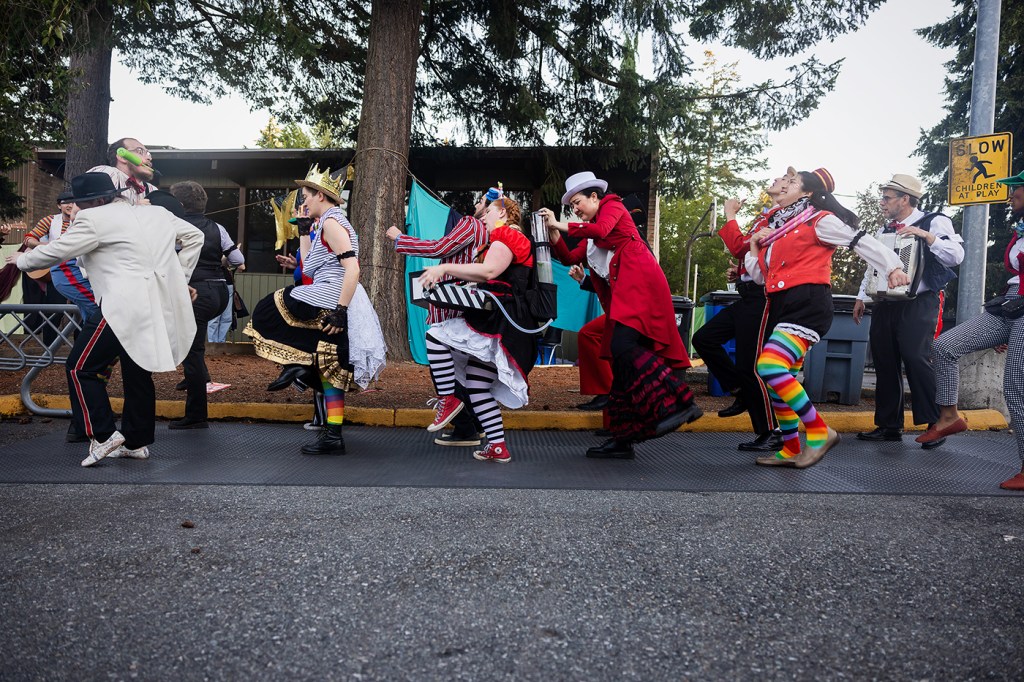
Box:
(561, 171, 609, 206)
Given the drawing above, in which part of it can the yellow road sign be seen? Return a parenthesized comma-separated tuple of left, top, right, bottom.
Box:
(948, 132, 1013, 206)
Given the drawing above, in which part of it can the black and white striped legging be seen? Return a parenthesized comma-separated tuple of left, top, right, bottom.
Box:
(425, 334, 506, 444)
(933, 300, 1024, 461)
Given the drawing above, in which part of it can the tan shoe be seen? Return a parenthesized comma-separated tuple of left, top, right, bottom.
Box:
(793, 427, 840, 469)
(755, 453, 798, 467)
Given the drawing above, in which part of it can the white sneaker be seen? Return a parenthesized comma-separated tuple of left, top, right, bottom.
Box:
(303, 422, 324, 431)
(81, 431, 126, 467)
(107, 445, 150, 460)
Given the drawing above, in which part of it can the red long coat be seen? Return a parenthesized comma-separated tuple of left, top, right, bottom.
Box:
(552, 194, 691, 369)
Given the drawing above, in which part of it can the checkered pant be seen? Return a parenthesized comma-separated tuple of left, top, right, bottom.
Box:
(933, 299, 1024, 461)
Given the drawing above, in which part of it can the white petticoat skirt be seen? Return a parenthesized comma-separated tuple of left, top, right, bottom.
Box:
(429, 317, 529, 408)
(348, 284, 388, 389)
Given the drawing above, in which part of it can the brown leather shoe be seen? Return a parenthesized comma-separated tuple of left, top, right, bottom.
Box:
(793, 427, 840, 469)
(915, 417, 968, 443)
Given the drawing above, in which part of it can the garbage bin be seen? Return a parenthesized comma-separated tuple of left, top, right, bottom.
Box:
(701, 290, 741, 397)
(802, 294, 870, 405)
(672, 296, 695, 352)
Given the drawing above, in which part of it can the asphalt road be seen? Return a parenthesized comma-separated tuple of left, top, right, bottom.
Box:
(2, 482, 1022, 680)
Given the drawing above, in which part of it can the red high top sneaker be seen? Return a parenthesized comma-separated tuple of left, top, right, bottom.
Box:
(472, 442, 511, 463)
(426, 395, 464, 432)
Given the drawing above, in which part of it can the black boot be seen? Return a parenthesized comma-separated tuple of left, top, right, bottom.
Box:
(586, 438, 635, 459)
(268, 364, 308, 391)
(301, 424, 346, 455)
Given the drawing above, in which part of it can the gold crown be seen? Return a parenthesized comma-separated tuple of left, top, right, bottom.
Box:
(296, 163, 344, 201)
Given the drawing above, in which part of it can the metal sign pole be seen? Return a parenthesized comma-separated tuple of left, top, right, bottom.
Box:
(957, 0, 1002, 322)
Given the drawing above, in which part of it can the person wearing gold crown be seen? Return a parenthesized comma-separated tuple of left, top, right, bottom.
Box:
(244, 164, 386, 456)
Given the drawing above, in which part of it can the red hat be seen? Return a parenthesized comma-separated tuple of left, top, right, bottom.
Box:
(812, 168, 836, 194)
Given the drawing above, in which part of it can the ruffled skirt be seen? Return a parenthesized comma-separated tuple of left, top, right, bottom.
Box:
(429, 317, 529, 408)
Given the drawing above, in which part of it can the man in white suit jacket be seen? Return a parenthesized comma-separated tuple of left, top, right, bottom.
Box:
(8, 172, 204, 466)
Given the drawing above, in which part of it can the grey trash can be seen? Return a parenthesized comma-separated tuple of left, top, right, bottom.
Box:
(802, 295, 870, 405)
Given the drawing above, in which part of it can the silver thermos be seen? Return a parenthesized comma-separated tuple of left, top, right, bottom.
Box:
(531, 211, 553, 284)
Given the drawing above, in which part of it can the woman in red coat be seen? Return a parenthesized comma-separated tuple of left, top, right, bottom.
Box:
(540, 172, 702, 458)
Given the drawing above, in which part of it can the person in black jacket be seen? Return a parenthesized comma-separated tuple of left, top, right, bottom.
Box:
(162, 183, 231, 429)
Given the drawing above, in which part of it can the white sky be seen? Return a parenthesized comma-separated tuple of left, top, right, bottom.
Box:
(108, 0, 956, 197)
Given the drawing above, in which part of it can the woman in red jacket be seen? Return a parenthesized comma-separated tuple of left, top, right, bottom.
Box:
(540, 171, 702, 459)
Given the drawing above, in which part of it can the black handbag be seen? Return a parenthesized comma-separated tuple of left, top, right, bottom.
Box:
(983, 295, 1024, 319)
(525, 280, 558, 321)
(233, 288, 250, 319)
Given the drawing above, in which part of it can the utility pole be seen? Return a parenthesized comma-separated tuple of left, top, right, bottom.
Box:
(957, 0, 1002, 322)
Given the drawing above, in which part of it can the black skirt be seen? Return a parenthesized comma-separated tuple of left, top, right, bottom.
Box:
(244, 286, 354, 390)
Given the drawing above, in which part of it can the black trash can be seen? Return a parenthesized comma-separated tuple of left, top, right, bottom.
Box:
(672, 296, 695, 351)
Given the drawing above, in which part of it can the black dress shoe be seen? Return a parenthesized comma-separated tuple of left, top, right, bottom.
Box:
(718, 396, 746, 418)
(301, 424, 346, 455)
(576, 395, 609, 411)
(174, 379, 187, 391)
(268, 364, 308, 391)
(855, 427, 903, 442)
(737, 431, 784, 452)
(586, 439, 635, 459)
(66, 425, 89, 443)
(921, 436, 946, 450)
(168, 418, 209, 430)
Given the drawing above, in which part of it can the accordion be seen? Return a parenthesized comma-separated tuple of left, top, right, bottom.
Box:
(865, 232, 924, 301)
(421, 280, 493, 312)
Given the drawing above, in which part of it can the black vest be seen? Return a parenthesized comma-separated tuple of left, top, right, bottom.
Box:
(183, 213, 227, 283)
(913, 213, 958, 293)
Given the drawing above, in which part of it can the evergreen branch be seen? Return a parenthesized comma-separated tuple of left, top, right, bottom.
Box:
(513, 9, 623, 89)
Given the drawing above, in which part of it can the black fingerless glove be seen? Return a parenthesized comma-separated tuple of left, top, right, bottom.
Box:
(295, 217, 313, 236)
(322, 305, 348, 331)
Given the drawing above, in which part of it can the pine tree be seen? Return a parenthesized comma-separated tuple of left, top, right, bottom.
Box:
(5, 0, 891, 356)
(915, 0, 1023, 299)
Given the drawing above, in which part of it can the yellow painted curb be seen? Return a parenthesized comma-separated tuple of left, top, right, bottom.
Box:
(0, 395, 1009, 433)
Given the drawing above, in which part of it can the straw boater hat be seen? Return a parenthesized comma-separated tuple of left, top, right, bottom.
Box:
(295, 164, 344, 203)
(561, 171, 608, 206)
(880, 173, 924, 199)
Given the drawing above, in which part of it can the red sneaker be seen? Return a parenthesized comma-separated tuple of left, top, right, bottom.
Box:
(999, 473, 1024, 491)
(472, 442, 511, 463)
(426, 395, 464, 432)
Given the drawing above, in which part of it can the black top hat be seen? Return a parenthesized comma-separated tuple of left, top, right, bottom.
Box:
(70, 172, 125, 203)
(145, 190, 186, 218)
(57, 190, 75, 204)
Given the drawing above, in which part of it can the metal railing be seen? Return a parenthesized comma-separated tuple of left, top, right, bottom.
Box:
(0, 304, 82, 417)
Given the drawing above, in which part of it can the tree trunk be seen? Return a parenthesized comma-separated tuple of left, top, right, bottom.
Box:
(349, 0, 422, 362)
(64, 0, 113, 182)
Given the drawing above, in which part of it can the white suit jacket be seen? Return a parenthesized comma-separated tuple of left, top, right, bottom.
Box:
(18, 201, 204, 372)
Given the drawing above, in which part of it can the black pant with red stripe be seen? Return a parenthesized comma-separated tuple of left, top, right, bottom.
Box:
(66, 311, 155, 449)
